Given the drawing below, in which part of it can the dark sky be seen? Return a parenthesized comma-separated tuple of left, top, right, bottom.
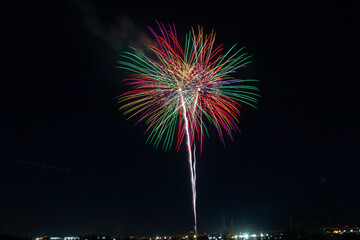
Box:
(1, 0, 359, 237)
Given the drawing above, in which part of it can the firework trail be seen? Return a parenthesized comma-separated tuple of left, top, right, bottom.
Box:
(117, 21, 259, 234)
(16, 160, 71, 171)
(181, 92, 197, 232)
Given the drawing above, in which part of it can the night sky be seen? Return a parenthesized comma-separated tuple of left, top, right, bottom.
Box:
(1, 0, 359, 237)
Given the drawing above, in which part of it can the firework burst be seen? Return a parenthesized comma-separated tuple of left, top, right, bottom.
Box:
(117, 21, 259, 233)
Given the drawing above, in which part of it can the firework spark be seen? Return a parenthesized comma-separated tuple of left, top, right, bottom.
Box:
(117, 21, 260, 233)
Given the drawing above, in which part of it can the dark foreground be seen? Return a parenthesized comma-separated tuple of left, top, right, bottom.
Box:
(1, 225, 360, 240)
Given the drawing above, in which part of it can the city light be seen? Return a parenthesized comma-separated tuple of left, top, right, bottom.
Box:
(26, 225, 360, 240)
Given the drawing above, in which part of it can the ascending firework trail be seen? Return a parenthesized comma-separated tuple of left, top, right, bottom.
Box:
(117, 21, 260, 234)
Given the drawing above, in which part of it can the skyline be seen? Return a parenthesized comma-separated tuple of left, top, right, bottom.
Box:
(4, 225, 360, 239)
